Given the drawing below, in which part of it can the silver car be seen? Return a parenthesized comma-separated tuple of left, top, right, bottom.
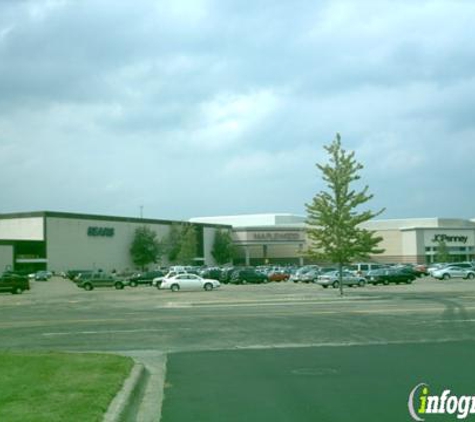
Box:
(290, 265, 320, 283)
(431, 265, 475, 280)
(300, 269, 320, 283)
(316, 270, 366, 289)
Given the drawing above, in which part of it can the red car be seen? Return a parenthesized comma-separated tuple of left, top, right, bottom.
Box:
(268, 271, 290, 282)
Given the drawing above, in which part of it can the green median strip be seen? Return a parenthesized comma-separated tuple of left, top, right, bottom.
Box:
(0, 351, 133, 422)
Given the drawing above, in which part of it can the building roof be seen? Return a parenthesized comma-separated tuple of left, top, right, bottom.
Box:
(361, 218, 475, 231)
(192, 214, 475, 231)
(190, 213, 306, 228)
(0, 211, 231, 229)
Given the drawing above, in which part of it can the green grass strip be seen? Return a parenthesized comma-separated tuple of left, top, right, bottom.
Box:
(0, 351, 133, 422)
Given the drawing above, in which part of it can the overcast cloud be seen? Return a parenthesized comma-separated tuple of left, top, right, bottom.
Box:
(1, 0, 474, 221)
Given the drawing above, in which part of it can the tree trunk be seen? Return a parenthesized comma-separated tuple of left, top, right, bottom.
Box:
(338, 262, 344, 296)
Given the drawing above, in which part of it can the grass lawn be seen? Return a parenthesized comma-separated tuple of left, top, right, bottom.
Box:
(0, 351, 133, 422)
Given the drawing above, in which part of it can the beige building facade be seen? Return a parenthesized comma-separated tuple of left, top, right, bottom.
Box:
(1, 212, 474, 272)
(191, 214, 475, 265)
(0, 211, 230, 273)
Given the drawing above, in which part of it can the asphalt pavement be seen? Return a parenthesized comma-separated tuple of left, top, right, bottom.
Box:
(161, 340, 475, 422)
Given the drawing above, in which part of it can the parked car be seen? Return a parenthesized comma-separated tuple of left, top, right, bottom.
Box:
(230, 268, 268, 284)
(448, 262, 475, 270)
(128, 270, 165, 287)
(199, 268, 222, 281)
(429, 262, 473, 276)
(366, 267, 416, 285)
(152, 270, 188, 288)
(267, 270, 290, 282)
(160, 273, 220, 292)
(66, 269, 93, 281)
(75, 272, 128, 291)
(34, 270, 53, 281)
(412, 264, 429, 277)
(427, 263, 448, 277)
(289, 265, 320, 283)
(319, 266, 339, 274)
(0, 272, 30, 294)
(432, 266, 475, 280)
(316, 270, 366, 288)
(348, 263, 385, 277)
(219, 267, 237, 284)
(392, 265, 420, 279)
(300, 269, 321, 283)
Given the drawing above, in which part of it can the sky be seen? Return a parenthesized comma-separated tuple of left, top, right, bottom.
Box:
(1, 0, 474, 221)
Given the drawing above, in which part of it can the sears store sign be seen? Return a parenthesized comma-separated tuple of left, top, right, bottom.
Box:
(87, 226, 115, 237)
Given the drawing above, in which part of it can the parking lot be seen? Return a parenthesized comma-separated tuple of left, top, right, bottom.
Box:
(2, 277, 475, 420)
(0, 277, 474, 349)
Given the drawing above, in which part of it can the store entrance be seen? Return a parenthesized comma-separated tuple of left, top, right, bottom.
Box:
(14, 241, 47, 273)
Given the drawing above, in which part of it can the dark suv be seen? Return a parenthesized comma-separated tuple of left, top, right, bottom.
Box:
(128, 270, 165, 287)
(200, 268, 222, 281)
(0, 272, 30, 294)
(230, 268, 268, 284)
(219, 267, 237, 284)
(75, 272, 127, 291)
(366, 267, 416, 285)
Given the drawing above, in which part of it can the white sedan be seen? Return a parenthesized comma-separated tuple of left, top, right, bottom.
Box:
(432, 265, 475, 280)
(159, 273, 220, 292)
(152, 271, 187, 288)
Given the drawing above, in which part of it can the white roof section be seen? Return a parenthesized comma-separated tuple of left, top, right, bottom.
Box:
(361, 218, 475, 230)
(190, 214, 306, 228)
(0, 216, 44, 241)
(191, 214, 475, 231)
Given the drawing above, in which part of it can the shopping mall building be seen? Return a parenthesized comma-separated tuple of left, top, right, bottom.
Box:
(1, 211, 474, 272)
(0, 211, 231, 273)
(191, 214, 475, 266)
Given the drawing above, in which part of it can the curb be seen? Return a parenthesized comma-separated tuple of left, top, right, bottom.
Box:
(103, 362, 148, 422)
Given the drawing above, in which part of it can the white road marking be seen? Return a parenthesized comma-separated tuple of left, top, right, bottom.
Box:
(174, 337, 475, 353)
(432, 319, 475, 323)
(42, 327, 192, 336)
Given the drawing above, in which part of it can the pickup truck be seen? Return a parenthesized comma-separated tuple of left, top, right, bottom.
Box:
(74, 272, 128, 291)
(0, 272, 30, 294)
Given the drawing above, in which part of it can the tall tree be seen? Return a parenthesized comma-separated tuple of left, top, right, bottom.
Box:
(177, 225, 198, 265)
(212, 230, 234, 265)
(306, 133, 384, 295)
(164, 223, 185, 264)
(434, 240, 450, 263)
(129, 226, 162, 270)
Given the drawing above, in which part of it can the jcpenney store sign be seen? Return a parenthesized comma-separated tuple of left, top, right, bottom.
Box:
(427, 232, 474, 245)
(431, 234, 468, 244)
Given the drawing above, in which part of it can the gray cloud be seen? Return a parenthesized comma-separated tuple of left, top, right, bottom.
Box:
(0, 0, 474, 220)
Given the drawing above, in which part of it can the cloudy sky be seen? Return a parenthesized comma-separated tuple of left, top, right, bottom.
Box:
(1, 0, 474, 221)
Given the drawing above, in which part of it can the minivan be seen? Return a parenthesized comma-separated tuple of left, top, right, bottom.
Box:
(348, 263, 385, 276)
